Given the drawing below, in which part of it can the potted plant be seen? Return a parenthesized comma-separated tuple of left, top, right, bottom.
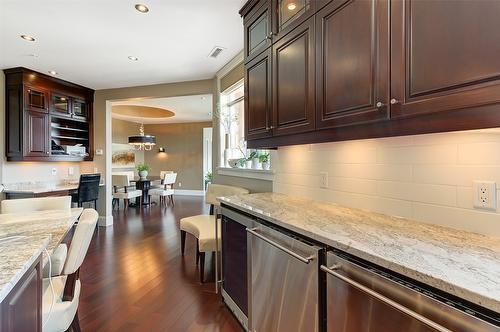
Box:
(137, 163, 150, 180)
(204, 171, 213, 188)
(249, 151, 262, 169)
(259, 152, 270, 170)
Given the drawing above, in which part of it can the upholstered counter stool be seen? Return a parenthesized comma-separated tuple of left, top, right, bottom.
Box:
(180, 184, 249, 283)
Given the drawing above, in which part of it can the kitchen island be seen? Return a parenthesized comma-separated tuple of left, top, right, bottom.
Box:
(0, 208, 83, 331)
(220, 193, 500, 331)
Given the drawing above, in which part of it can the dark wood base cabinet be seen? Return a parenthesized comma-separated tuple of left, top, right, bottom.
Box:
(4, 67, 94, 161)
(241, 0, 500, 148)
(0, 255, 42, 332)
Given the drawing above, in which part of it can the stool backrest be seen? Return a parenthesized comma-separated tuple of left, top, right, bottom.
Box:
(1, 196, 71, 214)
(63, 208, 98, 275)
(77, 173, 100, 203)
(163, 173, 177, 186)
(205, 184, 249, 206)
(112, 174, 130, 188)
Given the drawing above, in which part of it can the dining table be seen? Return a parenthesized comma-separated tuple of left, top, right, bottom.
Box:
(130, 176, 161, 206)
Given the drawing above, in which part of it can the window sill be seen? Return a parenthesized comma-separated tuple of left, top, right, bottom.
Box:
(217, 167, 275, 181)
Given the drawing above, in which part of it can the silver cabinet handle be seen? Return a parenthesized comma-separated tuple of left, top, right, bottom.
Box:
(390, 98, 398, 105)
(320, 265, 452, 332)
(266, 125, 274, 130)
(376, 102, 383, 108)
(247, 228, 315, 264)
(266, 32, 275, 40)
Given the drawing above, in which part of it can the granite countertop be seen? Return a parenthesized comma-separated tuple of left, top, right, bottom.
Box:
(219, 193, 500, 313)
(0, 208, 83, 303)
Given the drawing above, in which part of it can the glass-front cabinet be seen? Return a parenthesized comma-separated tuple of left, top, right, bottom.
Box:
(25, 86, 49, 112)
(244, 1, 272, 63)
(274, 0, 315, 39)
(72, 99, 88, 120)
(51, 93, 72, 117)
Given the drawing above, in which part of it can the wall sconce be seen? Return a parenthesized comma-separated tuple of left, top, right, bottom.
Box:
(158, 147, 166, 153)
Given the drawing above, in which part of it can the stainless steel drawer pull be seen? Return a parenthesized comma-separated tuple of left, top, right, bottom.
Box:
(247, 228, 315, 264)
(320, 265, 452, 332)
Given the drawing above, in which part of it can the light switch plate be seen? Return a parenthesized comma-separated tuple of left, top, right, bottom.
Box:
(51, 168, 57, 176)
(68, 167, 74, 176)
(473, 181, 497, 211)
(95, 149, 103, 155)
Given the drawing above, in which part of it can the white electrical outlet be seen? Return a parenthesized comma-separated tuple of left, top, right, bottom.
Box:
(319, 172, 329, 189)
(473, 181, 497, 211)
(68, 167, 74, 176)
(178, 182, 182, 188)
(93, 167, 98, 173)
(95, 149, 103, 155)
(51, 168, 57, 176)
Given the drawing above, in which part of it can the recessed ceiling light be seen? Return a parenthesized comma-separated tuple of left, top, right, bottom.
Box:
(128, 56, 139, 61)
(287, 3, 297, 10)
(20, 35, 35, 42)
(48, 70, 57, 76)
(135, 4, 149, 13)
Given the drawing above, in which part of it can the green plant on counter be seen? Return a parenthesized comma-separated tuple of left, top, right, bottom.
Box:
(136, 163, 150, 172)
(204, 171, 213, 183)
(259, 152, 270, 163)
(247, 150, 259, 161)
(237, 158, 246, 167)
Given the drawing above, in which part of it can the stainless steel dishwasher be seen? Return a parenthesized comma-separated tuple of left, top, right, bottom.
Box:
(247, 223, 323, 332)
(321, 251, 500, 332)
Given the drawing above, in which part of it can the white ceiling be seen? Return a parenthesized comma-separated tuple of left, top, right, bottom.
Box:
(0, 0, 245, 89)
(112, 94, 213, 124)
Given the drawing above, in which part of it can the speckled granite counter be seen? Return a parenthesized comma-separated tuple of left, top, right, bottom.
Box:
(3, 181, 104, 195)
(0, 208, 83, 303)
(219, 193, 500, 313)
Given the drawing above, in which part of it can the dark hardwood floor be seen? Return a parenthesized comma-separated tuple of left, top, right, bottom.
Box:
(78, 196, 243, 332)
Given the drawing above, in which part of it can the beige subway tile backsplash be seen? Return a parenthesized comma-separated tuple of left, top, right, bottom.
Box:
(273, 128, 500, 236)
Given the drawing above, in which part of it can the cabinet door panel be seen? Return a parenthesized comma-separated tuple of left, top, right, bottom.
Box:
(50, 92, 72, 117)
(316, 0, 389, 129)
(391, 0, 500, 118)
(72, 99, 88, 120)
(24, 86, 49, 112)
(245, 49, 273, 140)
(273, 0, 317, 41)
(244, 1, 272, 63)
(273, 16, 315, 136)
(24, 111, 49, 157)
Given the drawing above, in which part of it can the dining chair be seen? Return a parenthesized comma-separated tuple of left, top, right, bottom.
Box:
(151, 170, 174, 189)
(148, 172, 177, 207)
(0, 196, 72, 277)
(179, 184, 249, 283)
(71, 173, 100, 208)
(42, 208, 98, 332)
(112, 174, 142, 210)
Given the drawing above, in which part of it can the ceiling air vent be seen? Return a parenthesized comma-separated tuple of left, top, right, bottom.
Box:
(208, 46, 225, 58)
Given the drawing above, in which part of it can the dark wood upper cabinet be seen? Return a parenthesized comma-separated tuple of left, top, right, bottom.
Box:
(273, 16, 315, 136)
(4, 67, 94, 161)
(316, 0, 389, 128)
(24, 86, 49, 112)
(24, 111, 49, 157)
(390, 0, 500, 118)
(245, 49, 273, 140)
(244, 0, 273, 63)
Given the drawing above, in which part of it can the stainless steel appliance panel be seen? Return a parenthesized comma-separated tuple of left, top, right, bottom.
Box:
(324, 252, 500, 332)
(248, 224, 322, 332)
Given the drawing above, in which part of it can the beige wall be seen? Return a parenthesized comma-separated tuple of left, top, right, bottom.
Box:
(144, 122, 212, 191)
(273, 128, 500, 236)
(91, 79, 216, 222)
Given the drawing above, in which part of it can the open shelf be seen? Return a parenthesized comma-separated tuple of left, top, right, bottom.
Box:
(50, 116, 90, 158)
(50, 124, 88, 133)
(52, 135, 88, 141)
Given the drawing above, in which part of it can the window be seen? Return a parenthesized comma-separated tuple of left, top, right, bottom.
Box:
(218, 80, 270, 170)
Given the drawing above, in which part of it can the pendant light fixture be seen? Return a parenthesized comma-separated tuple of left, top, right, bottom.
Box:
(128, 124, 156, 150)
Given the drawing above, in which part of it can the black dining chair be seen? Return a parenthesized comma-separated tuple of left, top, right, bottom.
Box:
(71, 173, 101, 208)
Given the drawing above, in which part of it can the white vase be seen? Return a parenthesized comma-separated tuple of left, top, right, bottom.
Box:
(245, 160, 252, 169)
(223, 133, 231, 167)
(262, 161, 271, 170)
(139, 170, 148, 179)
(252, 158, 262, 169)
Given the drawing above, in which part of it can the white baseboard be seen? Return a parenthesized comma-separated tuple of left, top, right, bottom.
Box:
(98, 215, 113, 227)
(174, 190, 204, 196)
